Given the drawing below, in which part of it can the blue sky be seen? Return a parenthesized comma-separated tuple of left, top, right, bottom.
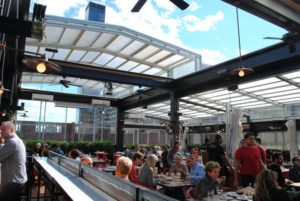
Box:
(23, 0, 287, 122)
(33, 0, 286, 65)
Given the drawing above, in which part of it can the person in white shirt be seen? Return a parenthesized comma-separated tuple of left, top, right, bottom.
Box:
(0, 121, 27, 201)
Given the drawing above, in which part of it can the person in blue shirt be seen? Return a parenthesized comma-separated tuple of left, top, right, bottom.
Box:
(186, 154, 205, 183)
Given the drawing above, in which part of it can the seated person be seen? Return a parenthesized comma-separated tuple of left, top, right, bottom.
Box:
(80, 156, 93, 166)
(268, 152, 290, 187)
(169, 153, 189, 179)
(115, 156, 133, 180)
(289, 156, 300, 183)
(128, 152, 144, 183)
(186, 154, 205, 183)
(254, 169, 290, 201)
(138, 154, 158, 188)
(194, 161, 225, 199)
(70, 149, 81, 161)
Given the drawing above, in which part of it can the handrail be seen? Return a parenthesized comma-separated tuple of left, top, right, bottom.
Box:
(46, 151, 178, 201)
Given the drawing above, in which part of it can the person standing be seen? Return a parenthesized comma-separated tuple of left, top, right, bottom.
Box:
(234, 132, 265, 187)
(0, 121, 27, 201)
(207, 134, 233, 177)
(167, 140, 180, 167)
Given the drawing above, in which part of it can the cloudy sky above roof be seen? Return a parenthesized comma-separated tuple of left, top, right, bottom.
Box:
(31, 0, 286, 65)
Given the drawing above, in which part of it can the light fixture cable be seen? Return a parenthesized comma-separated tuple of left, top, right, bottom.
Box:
(236, 7, 244, 69)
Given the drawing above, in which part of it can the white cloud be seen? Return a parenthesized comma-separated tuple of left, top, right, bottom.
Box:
(40, 0, 88, 17)
(37, 0, 227, 66)
(189, 1, 201, 12)
(183, 11, 224, 32)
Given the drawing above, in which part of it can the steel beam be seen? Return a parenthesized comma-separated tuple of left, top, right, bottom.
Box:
(118, 41, 300, 110)
(20, 89, 118, 106)
(21, 57, 172, 88)
(222, 0, 300, 32)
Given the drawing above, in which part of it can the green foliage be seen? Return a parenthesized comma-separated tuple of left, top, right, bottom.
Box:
(24, 140, 116, 159)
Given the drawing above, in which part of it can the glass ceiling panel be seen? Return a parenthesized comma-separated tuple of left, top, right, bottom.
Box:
(262, 89, 300, 98)
(158, 55, 185, 67)
(131, 64, 150, 73)
(133, 46, 159, 60)
(243, 104, 272, 109)
(235, 101, 266, 107)
(91, 33, 115, 48)
(292, 78, 300, 82)
(81, 51, 99, 63)
(252, 85, 297, 95)
(270, 94, 300, 100)
(219, 96, 248, 102)
(53, 48, 70, 60)
(68, 50, 86, 61)
(60, 29, 81, 45)
(120, 40, 145, 55)
(243, 82, 288, 92)
(94, 53, 114, 65)
(231, 99, 261, 105)
(143, 68, 161, 75)
(201, 90, 229, 98)
(118, 61, 139, 71)
(106, 35, 132, 52)
(76, 31, 100, 47)
(282, 71, 300, 79)
(146, 50, 171, 63)
(277, 98, 300, 103)
(43, 26, 64, 43)
(239, 77, 280, 89)
(106, 57, 127, 68)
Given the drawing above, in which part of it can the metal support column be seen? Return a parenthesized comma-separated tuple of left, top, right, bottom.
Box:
(170, 91, 180, 143)
(116, 108, 125, 151)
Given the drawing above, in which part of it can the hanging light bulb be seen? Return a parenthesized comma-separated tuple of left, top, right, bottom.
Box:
(238, 68, 245, 77)
(36, 61, 46, 73)
(230, 7, 254, 77)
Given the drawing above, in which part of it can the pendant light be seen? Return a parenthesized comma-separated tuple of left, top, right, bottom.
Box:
(0, 43, 61, 74)
(230, 7, 254, 77)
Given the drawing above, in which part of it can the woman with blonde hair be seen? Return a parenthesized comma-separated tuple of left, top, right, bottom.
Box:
(138, 154, 158, 188)
(255, 169, 289, 201)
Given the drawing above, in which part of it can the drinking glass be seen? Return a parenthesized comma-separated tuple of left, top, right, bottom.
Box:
(176, 172, 181, 180)
(207, 189, 214, 199)
(217, 184, 223, 196)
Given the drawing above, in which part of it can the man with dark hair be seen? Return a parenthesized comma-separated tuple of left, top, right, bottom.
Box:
(234, 132, 266, 187)
(0, 121, 27, 201)
(268, 152, 287, 187)
(167, 140, 180, 167)
(128, 152, 144, 183)
(289, 156, 300, 182)
(207, 134, 233, 177)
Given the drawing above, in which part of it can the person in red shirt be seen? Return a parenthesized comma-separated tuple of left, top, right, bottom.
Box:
(234, 133, 266, 188)
(255, 137, 267, 164)
(128, 152, 144, 183)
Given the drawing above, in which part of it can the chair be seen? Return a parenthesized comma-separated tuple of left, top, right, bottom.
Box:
(186, 187, 195, 199)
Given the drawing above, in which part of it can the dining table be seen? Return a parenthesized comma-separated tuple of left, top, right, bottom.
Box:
(156, 176, 195, 201)
(187, 191, 254, 201)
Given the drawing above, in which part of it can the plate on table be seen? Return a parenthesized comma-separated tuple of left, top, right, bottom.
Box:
(224, 192, 239, 198)
(236, 195, 252, 200)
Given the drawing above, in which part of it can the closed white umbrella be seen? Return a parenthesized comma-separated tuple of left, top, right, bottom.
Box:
(226, 108, 243, 159)
(285, 119, 298, 158)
